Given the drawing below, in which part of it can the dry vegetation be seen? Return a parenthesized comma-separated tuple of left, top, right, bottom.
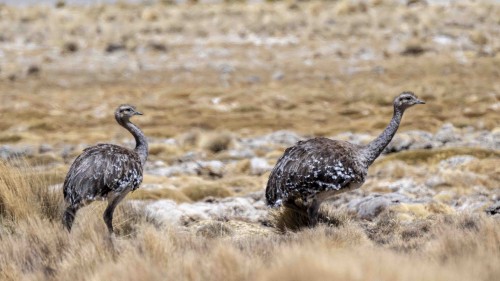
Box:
(0, 0, 499, 280)
(1, 161, 499, 280)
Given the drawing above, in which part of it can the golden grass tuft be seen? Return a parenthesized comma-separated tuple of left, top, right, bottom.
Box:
(181, 183, 234, 201)
(128, 188, 192, 203)
(147, 143, 183, 160)
(195, 220, 234, 238)
(375, 147, 500, 166)
(0, 162, 499, 281)
(464, 158, 500, 187)
(0, 160, 63, 223)
(198, 131, 233, 153)
(0, 133, 23, 143)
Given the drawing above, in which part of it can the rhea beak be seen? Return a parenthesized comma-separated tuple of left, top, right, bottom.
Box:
(416, 99, 425, 104)
(134, 111, 143, 115)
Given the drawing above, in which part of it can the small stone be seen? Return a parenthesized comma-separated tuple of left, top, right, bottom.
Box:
(438, 155, 476, 169)
(272, 71, 285, 81)
(434, 123, 459, 144)
(384, 134, 413, 153)
(0, 145, 35, 159)
(485, 201, 500, 216)
(250, 157, 272, 175)
(245, 75, 261, 84)
(357, 196, 390, 219)
(39, 144, 53, 153)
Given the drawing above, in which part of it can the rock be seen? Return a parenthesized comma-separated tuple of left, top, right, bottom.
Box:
(201, 160, 225, 177)
(485, 201, 500, 216)
(249, 157, 272, 175)
(425, 176, 446, 189)
(245, 75, 261, 84)
(226, 148, 255, 159)
(272, 71, 284, 81)
(388, 179, 433, 197)
(0, 145, 35, 159)
(438, 155, 476, 169)
(406, 130, 435, 149)
(334, 132, 373, 146)
(385, 134, 413, 153)
(148, 160, 224, 177)
(357, 196, 390, 219)
(243, 131, 302, 150)
(347, 193, 411, 220)
(143, 195, 267, 226)
(218, 63, 234, 74)
(148, 161, 200, 177)
(38, 144, 53, 153)
(264, 131, 302, 146)
(434, 123, 460, 144)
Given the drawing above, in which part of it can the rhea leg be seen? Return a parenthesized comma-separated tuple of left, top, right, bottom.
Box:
(103, 191, 129, 234)
(307, 197, 320, 227)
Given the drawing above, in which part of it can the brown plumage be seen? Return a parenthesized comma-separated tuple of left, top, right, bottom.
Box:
(62, 104, 148, 234)
(266, 91, 425, 227)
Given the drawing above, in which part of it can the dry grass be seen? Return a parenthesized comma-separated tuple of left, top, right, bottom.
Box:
(128, 188, 192, 203)
(0, 161, 499, 280)
(181, 183, 234, 201)
(0, 160, 63, 224)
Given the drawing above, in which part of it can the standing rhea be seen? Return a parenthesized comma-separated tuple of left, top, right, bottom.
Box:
(266, 91, 425, 227)
(62, 104, 148, 234)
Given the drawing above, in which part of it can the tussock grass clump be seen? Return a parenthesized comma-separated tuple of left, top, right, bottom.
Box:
(198, 131, 233, 153)
(177, 130, 233, 153)
(196, 220, 234, 239)
(128, 188, 192, 203)
(0, 160, 63, 223)
(147, 143, 184, 160)
(181, 183, 234, 201)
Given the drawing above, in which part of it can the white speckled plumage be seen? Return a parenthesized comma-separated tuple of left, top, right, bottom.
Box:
(62, 104, 148, 233)
(266, 92, 425, 226)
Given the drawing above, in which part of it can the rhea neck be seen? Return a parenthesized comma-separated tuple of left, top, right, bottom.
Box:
(362, 105, 404, 167)
(116, 116, 148, 166)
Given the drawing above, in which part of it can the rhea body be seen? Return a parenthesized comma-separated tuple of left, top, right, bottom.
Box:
(266, 92, 425, 226)
(62, 104, 148, 234)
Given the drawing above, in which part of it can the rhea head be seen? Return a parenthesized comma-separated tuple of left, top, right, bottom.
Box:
(115, 104, 143, 123)
(394, 91, 425, 111)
